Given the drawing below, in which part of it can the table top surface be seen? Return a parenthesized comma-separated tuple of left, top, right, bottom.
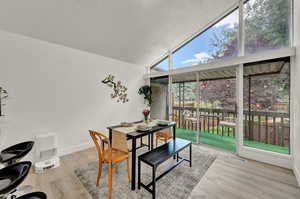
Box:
(107, 120, 176, 139)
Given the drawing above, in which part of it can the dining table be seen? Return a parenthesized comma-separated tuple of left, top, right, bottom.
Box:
(107, 120, 176, 191)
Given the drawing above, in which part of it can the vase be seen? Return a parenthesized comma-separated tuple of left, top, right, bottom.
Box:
(144, 115, 150, 125)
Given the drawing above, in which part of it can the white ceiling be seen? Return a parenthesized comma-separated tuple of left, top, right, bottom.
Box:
(0, 0, 238, 66)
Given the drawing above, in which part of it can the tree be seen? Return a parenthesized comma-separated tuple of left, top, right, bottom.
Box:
(210, 0, 290, 58)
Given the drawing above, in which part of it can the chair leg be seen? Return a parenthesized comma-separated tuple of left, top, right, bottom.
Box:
(96, 161, 103, 186)
(115, 163, 119, 174)
(108, 162, 113, 199)
(126, 158, 131, 183)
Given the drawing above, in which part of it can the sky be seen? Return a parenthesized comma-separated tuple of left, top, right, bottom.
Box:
(153, 9, 238, 71)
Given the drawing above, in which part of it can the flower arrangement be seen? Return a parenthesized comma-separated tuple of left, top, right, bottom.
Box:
(142, 109, 150, 124)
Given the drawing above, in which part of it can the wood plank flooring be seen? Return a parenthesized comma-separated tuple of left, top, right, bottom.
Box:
(23, 145, 300, 199)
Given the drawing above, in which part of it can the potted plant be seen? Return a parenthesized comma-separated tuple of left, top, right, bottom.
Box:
(138, 85, 152, 107)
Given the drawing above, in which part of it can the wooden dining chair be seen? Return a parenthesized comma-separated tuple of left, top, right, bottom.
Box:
(89, 130, 130, 199)
(156, 130, 173, 147)
(155, 114, 177, 147)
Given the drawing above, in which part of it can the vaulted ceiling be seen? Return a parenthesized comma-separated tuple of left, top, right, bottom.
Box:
(0, 0, 238, 66)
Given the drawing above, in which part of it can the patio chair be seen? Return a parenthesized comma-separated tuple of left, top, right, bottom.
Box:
(219, 117, 236, 136)
(89, 130, 130, 199)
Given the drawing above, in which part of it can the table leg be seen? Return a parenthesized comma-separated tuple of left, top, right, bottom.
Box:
(173, 125, 176, 139)
(189, 144, 192, 167)
(173, 126, 176, 159)
(131, 137, 137, 190)
(138, 159, 141, 190)
(148, 134, 151, 150)
(109, 129, 112, 145)
(150, 133, 154, 150)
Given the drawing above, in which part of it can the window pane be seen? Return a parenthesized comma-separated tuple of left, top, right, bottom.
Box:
(150, 57, 169, 74)
(244, 0, 290, 54)
(243, 58, 290, 154)
(172, 73, 198, 143)
(173, 9, 239, 69)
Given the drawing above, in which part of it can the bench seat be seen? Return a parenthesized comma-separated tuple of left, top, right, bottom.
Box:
(139, 138, 191, 167)
(138, 138, 192, 199)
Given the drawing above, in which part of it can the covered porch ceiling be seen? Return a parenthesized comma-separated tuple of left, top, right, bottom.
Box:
(151, 57, 290, 84)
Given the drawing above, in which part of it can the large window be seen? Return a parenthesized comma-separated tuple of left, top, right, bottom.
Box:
(150, 0, 291, 71)
(150, 57, 169, 74)
(244, 0, 290, 54)
(172, 9, 239, 69)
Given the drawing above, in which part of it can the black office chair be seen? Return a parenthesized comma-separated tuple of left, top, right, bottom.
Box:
(16, 192, 47, 199)
(0, 161, 32, 198)
(0, 142, 34, 166)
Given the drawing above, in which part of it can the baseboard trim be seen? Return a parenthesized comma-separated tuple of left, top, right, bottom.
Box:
(294, 166, 300, 187)
(59, 142, 93, 157)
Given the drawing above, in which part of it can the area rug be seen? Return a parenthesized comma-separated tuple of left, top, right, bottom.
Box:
(74, 146, 216, 199)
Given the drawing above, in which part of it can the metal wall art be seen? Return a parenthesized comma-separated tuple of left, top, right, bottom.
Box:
(101, 74, 129, 103)
(0, 87, 8, 116)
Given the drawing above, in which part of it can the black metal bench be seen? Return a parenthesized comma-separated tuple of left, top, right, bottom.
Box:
(138, 138, 192, 199)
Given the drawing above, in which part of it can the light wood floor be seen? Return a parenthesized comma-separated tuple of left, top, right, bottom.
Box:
(24, 144, 300, 199)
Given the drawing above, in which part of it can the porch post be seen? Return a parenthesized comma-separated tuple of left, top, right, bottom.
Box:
(196, 72, 200, 144)
(236, 0, 245, 154)
(168, 51, 173, 121)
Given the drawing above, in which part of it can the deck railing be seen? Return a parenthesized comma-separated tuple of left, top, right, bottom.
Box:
(172, 106, 290, 148)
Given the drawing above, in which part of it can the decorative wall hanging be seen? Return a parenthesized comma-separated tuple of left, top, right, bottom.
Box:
(101, 74, 129, 103)
(0, 87, 8, 116)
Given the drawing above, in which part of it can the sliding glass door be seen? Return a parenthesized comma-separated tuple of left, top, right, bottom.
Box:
(171, 73, 198, 143)
(242, 58, 290, 154)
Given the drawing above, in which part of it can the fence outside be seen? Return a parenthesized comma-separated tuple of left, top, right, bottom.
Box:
(173, 106, 290, 148)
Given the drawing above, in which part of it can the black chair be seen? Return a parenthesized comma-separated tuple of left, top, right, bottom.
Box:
(0, 142, 34, 166)
(16, 192, 47, 199)
(0, 161, 32, 198)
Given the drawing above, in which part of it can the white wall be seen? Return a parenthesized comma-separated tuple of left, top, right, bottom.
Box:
(0, 30, 145, 160)
(293, 0, 300, 186)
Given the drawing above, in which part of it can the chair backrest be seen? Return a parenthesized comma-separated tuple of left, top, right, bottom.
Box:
(89, 130, 111, 162)
(223, 117, 236, 123)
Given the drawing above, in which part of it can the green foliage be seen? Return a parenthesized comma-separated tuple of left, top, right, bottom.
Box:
(138, 85, 152, 107)
(210, 0, 290, 58)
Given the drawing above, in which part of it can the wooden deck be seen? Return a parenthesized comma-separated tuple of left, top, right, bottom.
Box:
(173, 106, 290, 150)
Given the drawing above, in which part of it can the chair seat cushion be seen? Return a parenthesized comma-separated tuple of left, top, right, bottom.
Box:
(156, 132, 173, 140)
(16, 192, 47, 199)
(0, 141, 34, 164)
(103, 148, 129, 163)
(0, 161, 32, 195)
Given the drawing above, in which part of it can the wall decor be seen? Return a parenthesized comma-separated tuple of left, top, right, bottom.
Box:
(101, 74, 129, 103)
(0, 87, 8, 116)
